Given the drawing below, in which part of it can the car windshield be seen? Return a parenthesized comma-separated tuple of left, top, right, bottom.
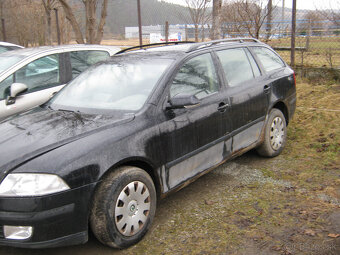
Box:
(50, 58, 173, 112)
(0, 55, 25, 74)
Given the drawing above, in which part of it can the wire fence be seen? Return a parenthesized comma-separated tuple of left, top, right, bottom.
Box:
(0, 0, 339, 69)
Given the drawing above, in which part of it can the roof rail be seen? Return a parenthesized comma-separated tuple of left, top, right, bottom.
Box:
(186, 38, 261, 52)
(116, 41, 195, 54)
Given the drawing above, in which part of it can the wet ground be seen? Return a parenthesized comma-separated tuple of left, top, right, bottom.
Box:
(1, 150, 339, 255)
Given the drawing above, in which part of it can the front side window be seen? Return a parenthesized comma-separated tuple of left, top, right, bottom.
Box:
(216, 48, 254, 87)
(251, 47, 285, 72)
(15, 54, 60, 93)
(70, 50, 110, 78)
(0, 75, 14, 100)
(170, 53, 219, 99)
(51, 58, 173, 111)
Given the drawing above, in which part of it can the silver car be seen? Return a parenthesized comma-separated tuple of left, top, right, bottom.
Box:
(0, 42, 24, 54)
(0, 45, 120, 120)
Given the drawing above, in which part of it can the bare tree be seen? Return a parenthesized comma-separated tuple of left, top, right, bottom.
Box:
(221, 0, 277, 39)
(0, 0, 5, 41)
(3, 0, 46, 46)
(185, 0, 211, 42)
(58, 0, 108, 44)
(42, 0, 58, 45)
(320, 1, 340, 27)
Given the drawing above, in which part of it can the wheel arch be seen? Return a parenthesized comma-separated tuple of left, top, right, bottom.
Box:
(271, 101, 289, 125)
(97, 157, 161, 198)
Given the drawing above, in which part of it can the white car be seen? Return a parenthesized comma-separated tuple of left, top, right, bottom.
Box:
(0, 41, 24, 53)
(0, 44, 120, 120)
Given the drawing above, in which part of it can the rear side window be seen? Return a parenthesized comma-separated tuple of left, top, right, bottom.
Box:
(170, 53, 219, 99)
(216, 48, 254, 87)
(70, 50, 110, 78)
(251, 47, 285, 72)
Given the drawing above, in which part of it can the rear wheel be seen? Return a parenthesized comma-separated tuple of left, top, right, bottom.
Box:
(90, 166, 156, 248)
(257, 108, 287, 157)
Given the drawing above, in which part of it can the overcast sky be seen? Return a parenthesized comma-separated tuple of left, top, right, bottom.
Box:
(158, 0, 339, 10)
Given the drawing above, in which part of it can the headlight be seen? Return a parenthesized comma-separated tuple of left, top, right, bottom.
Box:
(0, 173, 70, 197)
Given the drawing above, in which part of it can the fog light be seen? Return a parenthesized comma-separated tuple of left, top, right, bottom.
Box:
(4, 226, 33, 240)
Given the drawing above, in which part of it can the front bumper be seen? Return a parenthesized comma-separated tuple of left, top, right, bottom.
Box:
(0, 183, 96, 248)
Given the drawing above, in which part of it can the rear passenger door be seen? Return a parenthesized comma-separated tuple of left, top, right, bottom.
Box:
(215, 47, 268, 152)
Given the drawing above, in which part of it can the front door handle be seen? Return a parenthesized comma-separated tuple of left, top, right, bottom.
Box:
(217, 102, 229, 112)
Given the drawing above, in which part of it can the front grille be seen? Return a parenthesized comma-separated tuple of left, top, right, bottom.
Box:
(0, 225, 4, 239)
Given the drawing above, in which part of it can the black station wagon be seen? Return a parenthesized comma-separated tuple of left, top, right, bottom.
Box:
(0, 39, 296, 249)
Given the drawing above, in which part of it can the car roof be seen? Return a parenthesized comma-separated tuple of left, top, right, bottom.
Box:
(0, 44, 120, 58)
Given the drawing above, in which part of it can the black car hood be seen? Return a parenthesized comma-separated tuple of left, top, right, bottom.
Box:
(0, 108, 134, 180)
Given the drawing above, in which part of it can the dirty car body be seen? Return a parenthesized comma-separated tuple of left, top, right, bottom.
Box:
(0, 39, 296, 248)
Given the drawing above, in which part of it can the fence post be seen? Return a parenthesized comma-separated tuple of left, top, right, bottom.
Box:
(306, 19, 311, 50)
(290, 0, 297, 66)
(137, 0, 143, 47)
(281, 0, 285, 37)
(1, 18, 5, 41)
(54, 8, 61, 45)
(165, 21, 169, 43)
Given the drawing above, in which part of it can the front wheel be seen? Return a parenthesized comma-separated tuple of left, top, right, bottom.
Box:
(257, 108, 287, 157)
(90, 166, 156, 248)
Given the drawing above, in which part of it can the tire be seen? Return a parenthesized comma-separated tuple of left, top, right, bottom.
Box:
(257, 108, 287, 157)
(90, 166, 157, 248)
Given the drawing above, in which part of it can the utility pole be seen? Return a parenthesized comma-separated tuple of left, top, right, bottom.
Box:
(266, 0, 272, 40)
(290, 0, 297, 66)
(54, 8, 61, 45)
(211, 0, 222, 40)
(137, 0, 143, 47)
(281, 0, 285, 36)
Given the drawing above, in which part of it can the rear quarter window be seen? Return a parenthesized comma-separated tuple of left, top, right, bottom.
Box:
(251, 47, 285, 72)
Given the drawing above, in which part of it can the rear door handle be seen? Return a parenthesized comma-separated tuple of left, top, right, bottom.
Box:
(263, 85, 271, 94)
(217, 102, 229, 112)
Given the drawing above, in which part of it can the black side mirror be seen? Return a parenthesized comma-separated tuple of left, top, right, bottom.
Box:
(6, 83, 28, 105)
(166, 94, 200, 109)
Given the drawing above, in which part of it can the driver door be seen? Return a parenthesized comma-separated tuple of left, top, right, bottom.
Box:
(158, 52, 232, 191)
